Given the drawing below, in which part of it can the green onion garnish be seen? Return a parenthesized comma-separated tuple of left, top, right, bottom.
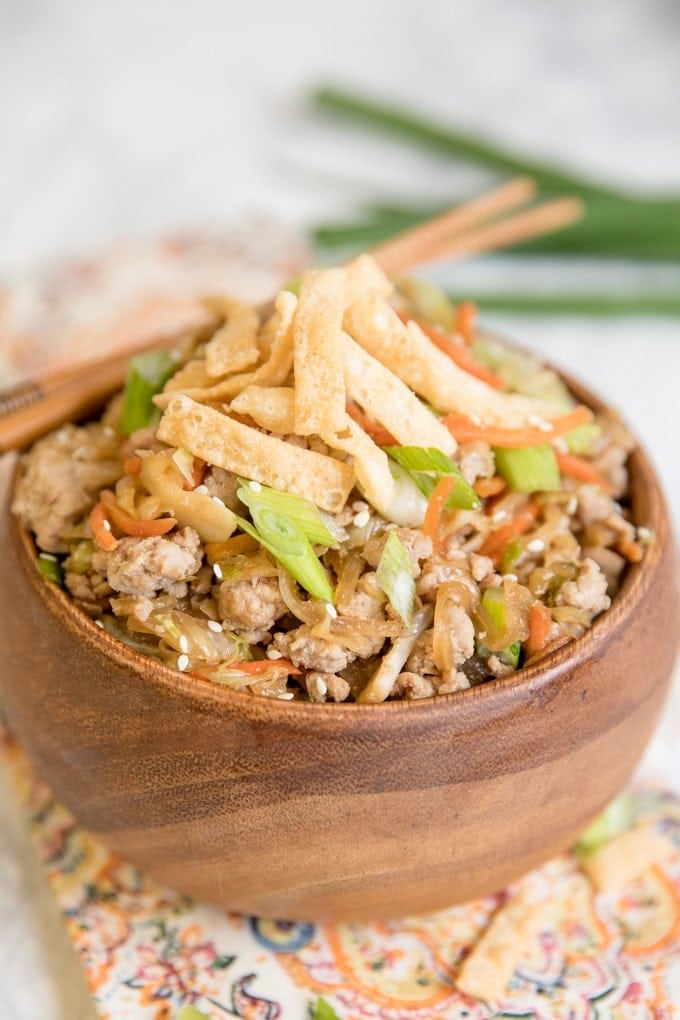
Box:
(120, 350, 178, 436)
(38, 553, 64, 585)
(384, 446, 481, 510)
(574, 795, 635, 859)
(494, 444, 561, 494)
(236, 480, 338, 547)
(565, 421, 601, 455)
(235, 508, 334, 604)
(313, 998, 342, 1020)
(376, 530, 415, 628)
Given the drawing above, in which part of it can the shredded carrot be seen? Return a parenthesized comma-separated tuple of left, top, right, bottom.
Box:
(221, 658, 302, 676)
(100, 490, 177, 537)
(346, 402, 397, 446)
(555, 451, 612, 492)
(89, 502, 119, 551)
(526, 602, 552, 656)
(473, 475, 507, 499)
(422, 475, 457, 553)
(123, 455, 142, 476)
(442, 405, 592, 448)
(480, 501, 540, 566)
(398, 312, 505, 390)
(455, 301, 477, 346)
(616, 538, 643, 563)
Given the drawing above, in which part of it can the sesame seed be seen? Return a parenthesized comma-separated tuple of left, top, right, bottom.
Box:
(249, 481, 262, 492)
(325, 603, 338, 619)
(491, 510, 508, 523)
(102, 519, 112, 532)
(213, 563, 224, 580)
(267, 648, 283, 660)
(278, 691, 295, 700)
(471, 414, 482, 426)
(504, 573, 518, 583)
(351, 500, 369, 512)
(41, 552, 58, 562)
(527, 538, 545, 553)
(353, 509, 370, 528)
(478, 630, 487, 640)
(178, 635, 189, 654)
(566, 497, 578, 515)
(207, 620, 222, 633)
(637, 526, 652, 543)
(94, 620, 104, 629)
(537, 420, 554, 432)
(177, 654, 190, 672)
(212, 495, 226, 508)
(194, 484, 209, 495)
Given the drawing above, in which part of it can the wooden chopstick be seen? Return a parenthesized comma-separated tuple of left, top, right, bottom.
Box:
(371, 176, 537, 275)
(0, 178, 585, 455)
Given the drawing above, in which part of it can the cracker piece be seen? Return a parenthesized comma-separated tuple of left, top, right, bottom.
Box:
(204, 299, 260, 378)
(155, 291, 297, 408)
(343, 253, 393, 303)
(157, 395, 354, 512)
(456, 881, 554, 1002)
(344, 293, 553, 427)
(293, 268, 346, 435)
(320, 415, 395, 515)
(230, 386, 295, 434)
(341, 331, 456, 454)
(580, 822, 675, 893)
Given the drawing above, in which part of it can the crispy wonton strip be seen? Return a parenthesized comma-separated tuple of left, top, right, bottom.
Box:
(230, 386, 395, 515)
(155, 291, 297, 407)
(163, 358, 212, 393)
(341, 331, 456, 454)
(293, 268, 346, 435)
(204, 299, 260, 379)
(455, 879, 555, 1002)
(157, 395, 355, 513)
(342, 253, 393, 303)
(344, 293, 554, 427)
(580, 822, 675, 893)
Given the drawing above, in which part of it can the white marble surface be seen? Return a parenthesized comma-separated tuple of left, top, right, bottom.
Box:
(1, 1, 679, 1015)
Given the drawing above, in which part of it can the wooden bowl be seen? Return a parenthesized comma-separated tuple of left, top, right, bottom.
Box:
(0, 378, 677, 923)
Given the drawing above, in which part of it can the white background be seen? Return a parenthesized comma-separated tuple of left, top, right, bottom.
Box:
(1, 1, 679, 1015)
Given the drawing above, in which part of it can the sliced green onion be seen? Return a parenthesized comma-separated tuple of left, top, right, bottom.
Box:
(314, 998, 343, 1020)
(176, 1007, 213, 1020)
(237, 480, 338, 547)
(480, 586, 505, 634)
(384, 446, 481, 510)
(376, 530, 415, 628)
(501, 536, 523, 574)
(235, 510, 334, 604)
(396, 276, 455, 331)
(499, 640, 522, 668)
(574, 795, 635, 859)
(120, 350, 178, 436)
(383, 462, 428, 527)
(38, 553, 64, 585)
(494, 444, 561, 494)
(565, 421, 602, 455)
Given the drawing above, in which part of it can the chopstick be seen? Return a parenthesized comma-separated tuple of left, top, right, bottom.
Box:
(0, 178, 584, 455)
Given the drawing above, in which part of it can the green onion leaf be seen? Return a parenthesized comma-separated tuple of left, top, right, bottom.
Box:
(312, 998, 342, 1020)
(574, 795, 635, 859)
(396, 276, 455, 331)
(237, 480, 338, 547)
(120, 350, 178, 436)
(235, 510, 334, 604)
(376, 530, 415, 628)
(384, 446, 481, 510)
(38, 553, 64, 585)
(565, 421, 601, 455)
(494, 444, 561, 494)
(499, 640, 522, 668)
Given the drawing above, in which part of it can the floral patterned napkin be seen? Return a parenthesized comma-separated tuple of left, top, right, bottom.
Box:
(1, 712, 679, 1019)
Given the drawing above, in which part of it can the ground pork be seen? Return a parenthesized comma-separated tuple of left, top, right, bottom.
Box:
(405, 629, 438, 675)
(272, 626, 353, 673)
(556, 557, 610, 615)
(305, 671, 351, 703)
(437, 670, 471, 694)
(391, 672, 436, 700)
(101, 527, 202, 596)
(12, 424, 121, 552)
(455, 441, 495, 484)
(218, 577, 286, 633)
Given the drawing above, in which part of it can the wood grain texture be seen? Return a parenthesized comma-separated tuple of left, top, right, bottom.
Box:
(0, 395, 677, 922)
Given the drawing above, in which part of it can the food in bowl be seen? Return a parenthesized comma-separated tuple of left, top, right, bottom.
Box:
(12, 255, 648, 703)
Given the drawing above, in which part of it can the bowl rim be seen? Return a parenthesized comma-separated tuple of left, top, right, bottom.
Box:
(5, 368, 672, 729)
